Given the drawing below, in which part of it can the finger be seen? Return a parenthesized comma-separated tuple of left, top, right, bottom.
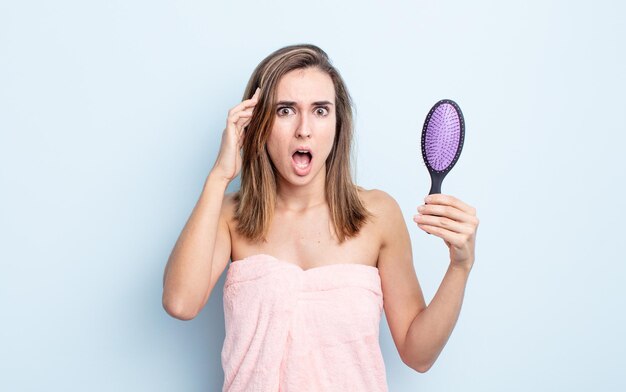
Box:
(228, 95, 259, 117)
(232, 107, 254, 120)
(416, 203, 471, 224)
(235, 108, 255, 128)
(424, 194, 476, 215)
(235, 116, 252, 131)
(231, 99, 258, 115)
(228, 107, 254, 125)
(240, 88, 261, 108)
(413, 213, 471, 235)
(415, 222, 465, 245)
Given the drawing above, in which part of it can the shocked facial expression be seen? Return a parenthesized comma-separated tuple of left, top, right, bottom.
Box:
(266, 67, 337, 186)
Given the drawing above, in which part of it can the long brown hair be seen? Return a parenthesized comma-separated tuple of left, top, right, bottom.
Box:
(234, 43, 371, 243)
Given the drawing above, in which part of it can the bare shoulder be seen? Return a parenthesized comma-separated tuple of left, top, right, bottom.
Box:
(357, 187, 403, 221)
(358, 187, 425, 366)
(358, 185, 394, 205)
(357, 186, 406, 248)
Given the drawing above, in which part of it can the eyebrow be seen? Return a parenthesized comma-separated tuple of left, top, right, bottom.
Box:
(275, 100, 334, 106)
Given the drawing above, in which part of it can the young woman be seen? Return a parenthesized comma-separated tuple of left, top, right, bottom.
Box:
(162, 44, 479, 391)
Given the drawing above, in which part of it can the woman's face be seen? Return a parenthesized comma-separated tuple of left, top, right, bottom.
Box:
(266, 67, 336, 187)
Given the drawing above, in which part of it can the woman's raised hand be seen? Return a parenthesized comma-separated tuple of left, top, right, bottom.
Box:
(211, 87, 261, 182)
(413, 193, 479, 272)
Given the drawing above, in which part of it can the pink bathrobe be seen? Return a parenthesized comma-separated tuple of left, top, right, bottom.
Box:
(221, 254, 389, 391)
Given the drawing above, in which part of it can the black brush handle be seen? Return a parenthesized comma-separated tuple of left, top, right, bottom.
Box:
(425, 169, 448, 236)
(428, 170, 447, 195)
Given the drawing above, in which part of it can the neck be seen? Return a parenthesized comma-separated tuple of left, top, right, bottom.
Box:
(275, 167, 327, 212)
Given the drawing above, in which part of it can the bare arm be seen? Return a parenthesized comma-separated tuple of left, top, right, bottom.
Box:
(161, 173, 230, 320)
(403, 193, 479, 372)
(377, 190, 478, 372)
(402, 263, 471, 372)
(162, 87, 261, 320)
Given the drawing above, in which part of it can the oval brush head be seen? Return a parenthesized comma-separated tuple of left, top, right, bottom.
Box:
(421, 99, 465, 195)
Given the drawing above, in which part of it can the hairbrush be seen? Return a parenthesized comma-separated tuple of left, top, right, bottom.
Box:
(421, 99, 465, 195)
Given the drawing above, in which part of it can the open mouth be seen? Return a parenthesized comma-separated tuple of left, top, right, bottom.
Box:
(292, 150, 313, 168)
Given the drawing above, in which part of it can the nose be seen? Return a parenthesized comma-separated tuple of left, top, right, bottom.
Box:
(296, 112, 312, 139)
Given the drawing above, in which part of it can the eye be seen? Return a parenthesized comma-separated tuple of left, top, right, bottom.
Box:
(315, 106, 329, 116)
(277, 106, 294, 116)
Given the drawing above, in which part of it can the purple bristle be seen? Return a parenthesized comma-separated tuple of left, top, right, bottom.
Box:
(424, 103, 461, 171)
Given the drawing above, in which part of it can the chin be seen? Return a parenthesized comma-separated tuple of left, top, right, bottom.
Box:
(280, 165, 324, 186)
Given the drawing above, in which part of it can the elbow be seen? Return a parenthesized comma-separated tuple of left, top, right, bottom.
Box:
(415, 362, 434, 374)
(409, 361, 434, 374)
(402, 354, 434, 374)
(162, 294, 200, 321)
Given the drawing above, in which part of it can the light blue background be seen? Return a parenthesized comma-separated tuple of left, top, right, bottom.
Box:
(2, 1, 625, 391)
